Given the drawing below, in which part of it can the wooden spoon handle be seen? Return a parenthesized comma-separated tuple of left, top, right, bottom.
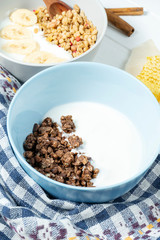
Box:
(43, 0, 56, 7)
(43, 0, 72, 18)
(52, 0, 72, 10)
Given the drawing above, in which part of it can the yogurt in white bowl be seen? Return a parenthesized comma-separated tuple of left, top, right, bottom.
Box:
(0, 0, 107, 82)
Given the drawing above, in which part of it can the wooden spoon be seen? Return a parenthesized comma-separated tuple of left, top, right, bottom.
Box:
(43, 0, 72, 18)
(42, 0, 142, 37)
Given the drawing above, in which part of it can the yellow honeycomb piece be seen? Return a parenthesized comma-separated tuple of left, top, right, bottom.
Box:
(137, 55, 160, 102)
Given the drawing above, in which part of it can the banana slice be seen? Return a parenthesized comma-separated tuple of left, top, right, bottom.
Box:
(10, 9, 37, 26)
(24, 51, 66, 64)
(2, 40, 40, 55)
(0, 24, 32, 40)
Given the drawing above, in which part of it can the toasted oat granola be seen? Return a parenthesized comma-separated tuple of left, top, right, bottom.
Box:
(35, 4, 98, 58)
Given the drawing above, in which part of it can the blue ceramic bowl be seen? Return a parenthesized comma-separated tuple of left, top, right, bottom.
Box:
(7, 62, 160, 203)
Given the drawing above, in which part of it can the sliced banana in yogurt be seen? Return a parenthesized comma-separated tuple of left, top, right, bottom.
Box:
(0, 24, 32, 40)
(10, 9, 37, 27)
(2, 39, 40, 55)
(24, 51, 67, 64)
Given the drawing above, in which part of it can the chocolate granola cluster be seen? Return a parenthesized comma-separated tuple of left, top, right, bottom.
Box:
(23, 116, 99, 187)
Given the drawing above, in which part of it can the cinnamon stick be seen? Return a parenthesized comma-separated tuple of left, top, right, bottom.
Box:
(106, 11, 134, 37)
(106, 7, 144, 16)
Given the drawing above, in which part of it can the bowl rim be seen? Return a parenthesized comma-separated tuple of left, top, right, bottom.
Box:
(0, 0, 107, 67)
(7, 62, 160, 191)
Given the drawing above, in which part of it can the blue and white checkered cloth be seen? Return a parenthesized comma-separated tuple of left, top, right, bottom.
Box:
(0, 65, 160, 240)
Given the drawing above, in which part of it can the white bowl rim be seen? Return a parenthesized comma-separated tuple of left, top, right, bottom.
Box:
(0, 0, 107, 67)
(7, 62, 160, 191)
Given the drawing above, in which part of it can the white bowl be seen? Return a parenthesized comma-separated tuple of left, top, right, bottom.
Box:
(0, 0, 107, 82)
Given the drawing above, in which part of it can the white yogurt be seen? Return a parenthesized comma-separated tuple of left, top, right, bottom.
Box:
(0, 12, 72, 62)
(44, 101, 144, 187)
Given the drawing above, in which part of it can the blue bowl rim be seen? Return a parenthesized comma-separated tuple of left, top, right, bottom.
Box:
(7, 61, 160, 191)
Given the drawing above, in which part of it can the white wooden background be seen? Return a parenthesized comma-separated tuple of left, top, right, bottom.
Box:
(93, 0, 160, 70)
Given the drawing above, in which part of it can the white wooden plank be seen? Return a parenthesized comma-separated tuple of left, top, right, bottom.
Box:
(94, 0, 160, 69)
(93, 35, 130, 69)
